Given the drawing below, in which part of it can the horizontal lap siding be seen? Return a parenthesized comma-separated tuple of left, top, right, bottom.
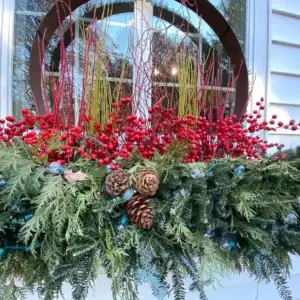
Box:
(268, 1, 300, 149)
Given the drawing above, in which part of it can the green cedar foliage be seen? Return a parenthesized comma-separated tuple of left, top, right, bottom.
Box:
(0, 144, 300, 299)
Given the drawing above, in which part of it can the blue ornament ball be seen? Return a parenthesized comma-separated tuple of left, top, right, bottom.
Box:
(24, 214, 33, 222)
(221, 240, 236, 252)
(120, 214, 129, 226)
(187, 222, 196, 229)
(0, 248, 5, 257)
(123, 188, 135, 201)
(117, 214, 129, 232)
(191, 168, 203, 179)
(204, 230, 213, 240)
(117, 224, 126, 231)
(233, 165, 245, 176)
(285, 211, 298, 226)
(48, 162, 65, 175)
(106, 164, 112, 174)
(0, 175, 8, 189)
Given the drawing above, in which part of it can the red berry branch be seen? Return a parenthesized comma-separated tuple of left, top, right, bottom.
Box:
(0, 97, 298, 165)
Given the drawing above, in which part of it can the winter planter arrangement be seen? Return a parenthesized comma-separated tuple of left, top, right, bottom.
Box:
(0, 100, 300, 300)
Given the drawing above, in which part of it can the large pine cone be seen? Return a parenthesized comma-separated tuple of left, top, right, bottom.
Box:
(135, 167, 159, 196)
(105, 169, 130, 196)
(126, 194, 153, 229)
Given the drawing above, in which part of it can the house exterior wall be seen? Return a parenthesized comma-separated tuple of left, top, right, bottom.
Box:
(0, 0, 300, 299)
(266, 0, 300, 149)
(0, 0, 14, 119)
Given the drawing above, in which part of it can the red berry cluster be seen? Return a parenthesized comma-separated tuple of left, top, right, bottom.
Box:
(0, 97, 299, 165)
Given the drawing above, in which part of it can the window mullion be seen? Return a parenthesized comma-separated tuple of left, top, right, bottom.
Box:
(133, 0, 153, 118)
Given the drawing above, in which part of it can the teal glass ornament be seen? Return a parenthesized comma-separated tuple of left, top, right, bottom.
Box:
(187, 222, 195, 229)
(206, 163, 223, 177)
(221, 240, 236, 252)
(0, 248, 5, 257)
(120, 214, 129, 225)
(48, 162, 65, 175)
(118, 214, 128, 231)
(0, 175, 8, 188)
(233, 165, 245, 176)
(24, 214, 33, 222)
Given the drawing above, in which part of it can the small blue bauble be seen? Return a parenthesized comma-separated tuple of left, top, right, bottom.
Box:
(285, 211, 298, 226)
(206, 163, 222, 177)
(120, 214, 129, 226)
(123, 188, 135, 201)
(187, 222, 196, 229)
(106, 164, 112, 174)
(48, 162, 65, 175)
(0, 248, 5, 257)
(0, 175, 8, 189)
(117, 224, 126, 231)
(221, 240, 236, 252)
(191, 168, 203, 179)
(24, 214, 33, 222)
(204, 230, 213, 240)
(233, 165, 245, 176)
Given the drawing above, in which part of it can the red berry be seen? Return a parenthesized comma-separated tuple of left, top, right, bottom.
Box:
(90, 153, 97, 159)
(291, 125, 298, 131)
(60, 134, 68, 141)
(5, 116, 15, 122)
(126, 144, 133, 152)
(65, 149, 72, 155)
(77, 147, 84, 154)
(256, 102, 261, 106)
(21, 108, 29, 115)
(290, 120, 296, 125)
(278, 122, 283, 127)
(82, 153, 89, 159)
(272, 115, 277, 119)
(103, 157, 110, 164)
(98, 159, 104, 165)
(112, 151, 119, 157)
(260, 106, 265, 110)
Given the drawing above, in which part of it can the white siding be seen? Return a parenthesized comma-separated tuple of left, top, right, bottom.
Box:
(0, 0, 14, 118)
(268, 3, 300, 147)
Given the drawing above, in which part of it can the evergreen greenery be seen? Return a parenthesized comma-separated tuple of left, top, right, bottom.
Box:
(1, 144, 300, 300)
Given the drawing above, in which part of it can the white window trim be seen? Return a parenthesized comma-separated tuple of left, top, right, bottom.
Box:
(0, 0, 15, 119)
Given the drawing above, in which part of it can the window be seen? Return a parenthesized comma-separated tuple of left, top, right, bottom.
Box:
(13, 0, 247, 119)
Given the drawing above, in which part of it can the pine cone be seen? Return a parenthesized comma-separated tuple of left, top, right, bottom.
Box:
(105, 169, 130, 196)
(126, 194, 153, 229)
(135, 167, 159, 196)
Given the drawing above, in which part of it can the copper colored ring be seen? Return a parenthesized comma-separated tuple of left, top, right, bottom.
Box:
(29, 0, 248, 116)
